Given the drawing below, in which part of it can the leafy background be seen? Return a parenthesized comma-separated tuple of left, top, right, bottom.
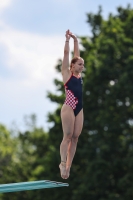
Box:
(0, 5, 133, 200)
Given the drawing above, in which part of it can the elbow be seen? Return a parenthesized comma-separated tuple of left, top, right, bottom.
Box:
(74, 53, 80, 57)
(74, 51, 80, 57)
(64, 49, 69, 55)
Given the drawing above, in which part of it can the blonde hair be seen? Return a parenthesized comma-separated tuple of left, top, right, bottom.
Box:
(70, 56, 83, 69)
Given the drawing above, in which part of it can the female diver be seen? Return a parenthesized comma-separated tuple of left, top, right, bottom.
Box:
(59, 30, 84, 179)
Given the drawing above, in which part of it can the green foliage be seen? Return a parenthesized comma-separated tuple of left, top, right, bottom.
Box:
(0, 122, 52, 200)
(0, 124, 17, 199)
(46, 5, 133, 200)
(80, 6, 133, 200)
(0, 5, 133, 200)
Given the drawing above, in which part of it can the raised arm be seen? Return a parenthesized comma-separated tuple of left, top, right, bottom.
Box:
(69, 32, 80, 57)
(61, 30, 70, 76)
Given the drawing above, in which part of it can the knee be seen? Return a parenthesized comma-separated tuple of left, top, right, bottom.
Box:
(71, 136, 79, 144)
(63, 132, 72, 143)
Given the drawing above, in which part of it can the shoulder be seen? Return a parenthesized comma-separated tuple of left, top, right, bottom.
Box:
(62, 69, 72, 84)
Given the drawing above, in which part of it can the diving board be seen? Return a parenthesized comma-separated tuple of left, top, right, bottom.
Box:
(0, 180, 69, 193)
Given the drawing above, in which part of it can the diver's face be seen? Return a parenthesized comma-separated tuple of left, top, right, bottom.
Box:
(72, 59, 84, 73)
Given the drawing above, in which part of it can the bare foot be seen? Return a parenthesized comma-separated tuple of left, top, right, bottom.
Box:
(66, 166, 70, 179)
(59, 163, 67, 179)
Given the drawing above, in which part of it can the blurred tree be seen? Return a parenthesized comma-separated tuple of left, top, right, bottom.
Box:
(44, 5, 133, 200)
(1, 5, 133, 200)
(0, 124, 17, 200)
(78, 5, 133, 200)
(0, 116, 52, 200)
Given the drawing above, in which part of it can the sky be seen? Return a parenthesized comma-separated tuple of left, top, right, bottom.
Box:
(0, 0, 133, 132)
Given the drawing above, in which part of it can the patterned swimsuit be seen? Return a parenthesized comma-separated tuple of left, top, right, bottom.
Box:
(64, 73, 83, 116)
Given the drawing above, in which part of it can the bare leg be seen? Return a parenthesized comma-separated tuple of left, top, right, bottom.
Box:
(60, 104, 75, 179)
(59, 136, 71, 179)
(66, 109, 84, 177)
